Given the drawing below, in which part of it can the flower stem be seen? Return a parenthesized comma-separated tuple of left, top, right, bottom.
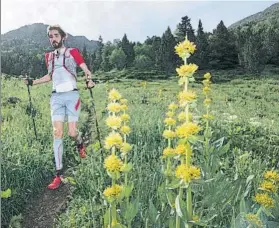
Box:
(186, 186, 193, 228)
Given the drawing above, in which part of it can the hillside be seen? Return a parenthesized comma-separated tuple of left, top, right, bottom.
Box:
(1, 23, 99, 53)
(228, 2, 279, 29)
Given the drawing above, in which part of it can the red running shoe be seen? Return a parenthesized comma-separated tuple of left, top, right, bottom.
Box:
(78, 144, 87, 158)
(47, 175, 62, 190)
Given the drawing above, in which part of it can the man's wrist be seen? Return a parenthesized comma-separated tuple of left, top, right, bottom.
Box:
(28, 78, 34, 86)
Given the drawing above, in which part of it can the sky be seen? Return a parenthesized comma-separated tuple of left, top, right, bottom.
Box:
(1, 0, 278, 43)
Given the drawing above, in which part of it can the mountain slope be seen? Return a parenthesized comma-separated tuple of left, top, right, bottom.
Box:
(228, 2, 279, 29)
(1, 23, 99, 53)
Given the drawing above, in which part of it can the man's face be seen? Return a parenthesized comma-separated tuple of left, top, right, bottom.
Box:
(48, 29, 64, 49)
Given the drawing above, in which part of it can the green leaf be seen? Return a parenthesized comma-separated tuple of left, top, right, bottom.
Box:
(204, 129, 212, 138)
(108, 171, 121, 180)
(166, 191, 176, 208)
(235, 214, 248, 228)
(62, 177, 76, 185)
(240, 197, 247, 213)
(1, 188, 11, 198)
(121, 163, 133, 173)
(123, 184, 134, 198)
(188, 76, 195, 82)
(148, 201, 158, 223)
(103, 208, 110, 228)
(211, 137, 224, 149)
(175, 194, 188, 222)
(93, 141, 101, 151)
(192, 178, 214, 185)
(123, 198, 140, 223)
(166, 179, 181, 189)
(246, 175, 254, 185)
(218, 142, 231, 156)
(262, 206, 275, 218)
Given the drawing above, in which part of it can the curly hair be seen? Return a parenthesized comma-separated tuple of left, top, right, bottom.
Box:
(47, 25, 67, 38)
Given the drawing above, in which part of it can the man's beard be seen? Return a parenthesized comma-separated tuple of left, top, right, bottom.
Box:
(52, 40, 63, 49)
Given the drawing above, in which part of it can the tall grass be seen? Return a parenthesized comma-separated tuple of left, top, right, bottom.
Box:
(2, 74, 279, 227)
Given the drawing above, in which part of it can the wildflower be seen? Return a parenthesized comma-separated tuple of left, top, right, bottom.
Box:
(175, 39, 196, 59)
(120, 125, 131, 135)
(121, 113, 130, 122)
(104, 132, 123, 150)
(103, 184, 122, 198)
(203, 98, 211, 105)
(203, 87, 211, 94)
(104, 154, 123, 173)
(120, 143, 132, 154)
(178, 112, 187, 122)
(202, 79, 211, 87)
(192, 215, 200, 222)
(176, 64, 199, 77)
(162, 147, 176, 158)
(120, 99, 128, 104)
(166, 111, 175, 118)
(168, 103, 178, 111)
(254, 193, 274, 208)
(245, 214, 263, 227)
(176, 122, 200, 138)
(259, 180, 277, 193)
(107, 103, 122, 113)
(120, 104, 128, 111)
(175, 164, 200, 183)
(164, 118, 176, 126)
(163, 130, 176, 139)
(106, 116, 122, 129)
(175, 143, 192, 157)
(264, 170, 279, 182)
(109, 89, 122, 101)
(204, 73, 211, 79)
(178, 91, 197, 105)
(203, 114, 214, 120)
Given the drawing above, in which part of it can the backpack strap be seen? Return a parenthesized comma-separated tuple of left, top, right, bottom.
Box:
(62, 48, 77, 80)
(50, 52, 55, 78)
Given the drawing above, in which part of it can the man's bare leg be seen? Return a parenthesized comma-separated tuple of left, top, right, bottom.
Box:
(68, 121, 86, 158)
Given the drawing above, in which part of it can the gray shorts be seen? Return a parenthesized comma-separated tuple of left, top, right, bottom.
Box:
(50, 90, 81, 122)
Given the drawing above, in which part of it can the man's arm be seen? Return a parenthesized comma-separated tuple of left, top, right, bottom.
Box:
(24, 74, 51, 86)
(33, 74, 52, 85)
(70, 48, 92, 79)
(79, 63, 92, 80)
(70, 48, 95, 88)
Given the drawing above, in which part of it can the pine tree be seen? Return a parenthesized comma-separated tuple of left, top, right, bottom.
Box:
(93, 36, 104, 71)
(101, 41, 114, 72)
(195, 19, 210, 69)
(151, 36, 162, 69)
(209, 20, 238, 69)
(82, 45, 89, 67)
(121, 34, 135, 67)
(160, 27, 177, 76)
(175, 16, 196, 43)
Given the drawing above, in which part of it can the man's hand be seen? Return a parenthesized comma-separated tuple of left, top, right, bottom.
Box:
(86, 79, 95, 89)
(24, 78, 34, 86)
(85, 70, 92, 80)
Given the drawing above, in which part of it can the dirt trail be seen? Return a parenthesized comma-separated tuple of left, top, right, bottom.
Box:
(21, 182, 71, 228)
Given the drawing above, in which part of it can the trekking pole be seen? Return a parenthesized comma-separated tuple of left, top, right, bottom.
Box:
(25, 73, 38, 140)
(86, 80, 103, 149)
